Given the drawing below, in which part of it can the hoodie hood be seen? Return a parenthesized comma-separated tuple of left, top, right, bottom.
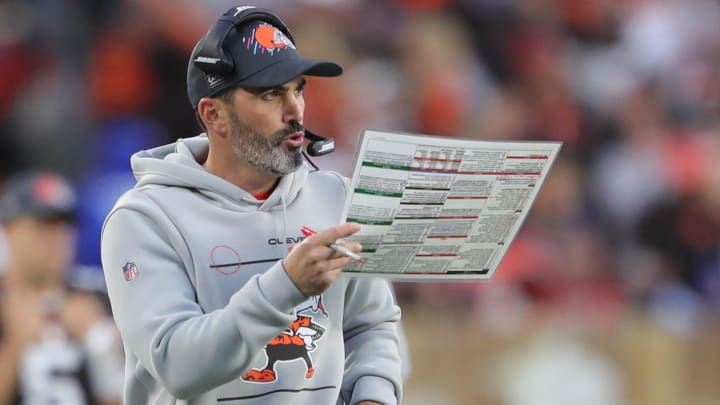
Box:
(130, 134, 309, 211)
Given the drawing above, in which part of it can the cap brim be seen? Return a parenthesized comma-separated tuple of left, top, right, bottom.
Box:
(25, 207, 77, 223)
(238, 58, 343, 88)
(0, 209, 76, 224)
(37, 210, 77, 223)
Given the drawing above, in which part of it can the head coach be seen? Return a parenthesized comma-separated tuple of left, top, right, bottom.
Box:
(101, 6, 402, 405)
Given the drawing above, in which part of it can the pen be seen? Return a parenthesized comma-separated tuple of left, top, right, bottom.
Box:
(300, 226, 365, 263)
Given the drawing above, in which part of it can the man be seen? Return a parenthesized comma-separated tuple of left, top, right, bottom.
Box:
(101, 6, 403, 405)
(0, 171, 124, 404)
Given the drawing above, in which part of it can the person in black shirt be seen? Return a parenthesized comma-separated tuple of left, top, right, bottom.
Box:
(0, 171, 123, 405)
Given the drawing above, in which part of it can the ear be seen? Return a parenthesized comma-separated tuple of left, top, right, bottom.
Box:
(197, 98, 229, 138)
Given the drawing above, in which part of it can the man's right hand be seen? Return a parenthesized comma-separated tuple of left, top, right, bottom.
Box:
(282, 222, 362, 297)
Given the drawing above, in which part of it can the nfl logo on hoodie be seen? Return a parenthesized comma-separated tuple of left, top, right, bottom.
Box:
(123, 261, 139, 281)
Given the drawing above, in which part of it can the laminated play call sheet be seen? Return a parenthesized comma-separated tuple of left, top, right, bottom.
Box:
(340, 129, 562, 280)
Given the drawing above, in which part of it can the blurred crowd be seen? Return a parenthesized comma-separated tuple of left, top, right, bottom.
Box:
(2, 0, 720, 404)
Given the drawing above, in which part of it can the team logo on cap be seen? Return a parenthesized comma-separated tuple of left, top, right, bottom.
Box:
(247, 23, 295, 55)
(32, 174, 75, 209)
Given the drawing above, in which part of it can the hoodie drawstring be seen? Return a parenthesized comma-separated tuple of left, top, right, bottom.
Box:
(280, 194, 289, 258)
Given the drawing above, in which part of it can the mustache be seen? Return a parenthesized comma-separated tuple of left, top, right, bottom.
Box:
(283, 121, 305, 136)
(272, 121, 305, 143)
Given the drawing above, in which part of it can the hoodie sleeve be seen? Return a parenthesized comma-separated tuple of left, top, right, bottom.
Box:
(340, 277, 403, 405)
(101, 194, 307, 399)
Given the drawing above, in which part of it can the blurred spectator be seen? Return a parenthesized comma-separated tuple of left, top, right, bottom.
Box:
(396, 11, 496, 137)
(638, 144, 720, 308)
(590, 83, 674, 239)
(86, 2, 197, 143)
(0, 171, 123, 404)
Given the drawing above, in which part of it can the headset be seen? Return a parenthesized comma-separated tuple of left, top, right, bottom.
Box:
(193, 6, 294, 75)
(193, 6, 336, 158)
(303, 129, 335, 157)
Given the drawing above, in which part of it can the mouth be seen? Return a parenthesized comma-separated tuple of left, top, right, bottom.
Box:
(283, 130, 305, 148)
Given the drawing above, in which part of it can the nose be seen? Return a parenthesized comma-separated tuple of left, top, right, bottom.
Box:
(283, 92, 304, 124)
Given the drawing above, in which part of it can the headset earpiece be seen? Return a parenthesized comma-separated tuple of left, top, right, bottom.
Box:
(192, 19, 236, 74)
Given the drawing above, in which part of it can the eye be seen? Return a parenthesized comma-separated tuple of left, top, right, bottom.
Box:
(260, 91, 277, 101)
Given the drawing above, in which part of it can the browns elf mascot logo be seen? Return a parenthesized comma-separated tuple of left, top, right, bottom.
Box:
(242, 296, 327, 383)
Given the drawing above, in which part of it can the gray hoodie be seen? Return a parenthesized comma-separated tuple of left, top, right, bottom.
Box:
(101, 135, 402, 404)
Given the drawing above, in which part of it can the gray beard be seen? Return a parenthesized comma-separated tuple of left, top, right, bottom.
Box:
(227, 112, 303, 177)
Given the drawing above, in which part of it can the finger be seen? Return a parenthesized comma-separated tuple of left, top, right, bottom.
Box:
(302, 245, 336, 262)
(333, 241, 362, 253)
(310, 223, 361, 246)
(326, 255, 356, 270)
(321, 265, 345, 281)
(312, 246, 351, 263)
